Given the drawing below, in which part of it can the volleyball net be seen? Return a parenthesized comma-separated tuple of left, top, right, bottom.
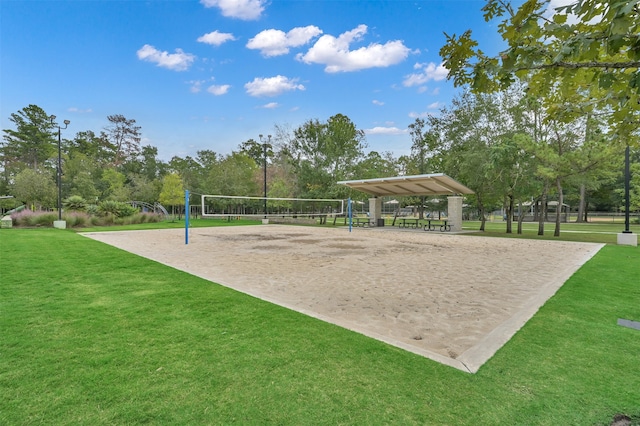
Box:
(201, 194, 345, 218)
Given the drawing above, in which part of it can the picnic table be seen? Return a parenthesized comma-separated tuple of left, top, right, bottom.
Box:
(352, 217, 371, 227)
(397, 218, 421, 229)
(423, 219, 451, 232)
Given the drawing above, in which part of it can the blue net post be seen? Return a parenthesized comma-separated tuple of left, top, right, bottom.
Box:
(185, 190, 190, 245)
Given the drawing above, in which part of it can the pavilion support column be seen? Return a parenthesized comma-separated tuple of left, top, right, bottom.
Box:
(447, 196, 463, 232)
(369, 197, 382, 226)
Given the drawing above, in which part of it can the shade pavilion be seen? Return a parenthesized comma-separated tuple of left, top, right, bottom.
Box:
(337, 173, 474, 231)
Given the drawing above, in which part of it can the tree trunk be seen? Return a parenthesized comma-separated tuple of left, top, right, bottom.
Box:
(517, 200, 524, 234)
(478, 195, 486, 231)
(505, 194, 514, 234)
(576, 183, 586, 223)
(584, 193, 589, 222)
(554, 177, 563, 237)
(538, 187, 547, 236)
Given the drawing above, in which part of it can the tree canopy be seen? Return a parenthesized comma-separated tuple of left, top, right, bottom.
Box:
(1, 103, 637, 233)
(440, 0, 640, 140)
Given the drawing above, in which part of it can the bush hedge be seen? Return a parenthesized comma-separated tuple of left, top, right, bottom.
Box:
(9, 209, 163, 228)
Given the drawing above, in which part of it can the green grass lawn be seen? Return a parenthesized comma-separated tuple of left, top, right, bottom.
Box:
(460, 220, 640, 244)
(1, 227, 639, 425)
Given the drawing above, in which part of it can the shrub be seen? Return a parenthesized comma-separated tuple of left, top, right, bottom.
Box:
(118, 203, 139, 218)
(63, 195, 87, 212)
(86, 204, 100, 216)
(10, 210, 56, 227)
(98, 200, 120, 217)
(101, 214, 115, 226)
(98, 201, 139, 218)
(64, 212, 90, 227)
(34, 212, 57, 227)
(11, 210, 35, 227)
(135, 212, 162, 224)
(8, 205, 163, 228)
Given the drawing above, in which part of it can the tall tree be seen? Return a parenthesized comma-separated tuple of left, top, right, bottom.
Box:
(128, 174, 160, 204)
(284, 114, 366, 198)
(123, 145, 165, 181)
(514, 93, 623, 236)
(13, 168, 56, 210)
(353, 151, 399, 180)
(168, 155, 204, 196)
(205, 152, 258, 197)
(238, 138, 273, 166)
(430, 91, 508, 230)
(102, 114, 142, 167)
(408, 118, 429, 175)
(489, 133, 538, 233)
(63, 152, 100, 202)
(325, 113, 367, 181)
(159, 172, 185, 219)
(100, 168, 130, 201)
(68, 130, 112, 165)
(408, 118, 443, 219)
(2, 104, 56, 171)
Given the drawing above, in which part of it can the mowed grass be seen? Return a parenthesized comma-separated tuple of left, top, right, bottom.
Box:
(461, 220, 640, 244)
(1, 228, 639, 425)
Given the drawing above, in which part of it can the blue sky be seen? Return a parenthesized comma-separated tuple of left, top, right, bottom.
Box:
(1, 0, 507, 161)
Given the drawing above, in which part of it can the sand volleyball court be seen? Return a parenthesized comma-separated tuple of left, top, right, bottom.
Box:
(83, 225, 603, 373)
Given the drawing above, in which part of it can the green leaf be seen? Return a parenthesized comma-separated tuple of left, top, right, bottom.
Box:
(553, 13, 568, 24)
(598, 73, 615, 89)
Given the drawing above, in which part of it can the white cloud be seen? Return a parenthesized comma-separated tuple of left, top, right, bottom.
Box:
(296, 24, 410, 73)
(189, 80, 204, 93)
(247, 26, 322, 57)
(197, 30, 236, 46)
(365, 126, 407, 135)
(200, 0, 266, 20)
(408, 111, 432, 119)
(544, 0, 602, 24)
(427, 102, 444, 109)
(207, 84, 231, 95)
(403, 62, 448, 87)
(137, 44, 195, 71)
(67, 107, 93, 113)
(372, 99, 384, 106)
(244, 75, 305, 97)
(544, 0, 578, 21)
(262, 102, 279, 109)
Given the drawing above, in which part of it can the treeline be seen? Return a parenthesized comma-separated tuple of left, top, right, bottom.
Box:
(1, 89, 638, 235)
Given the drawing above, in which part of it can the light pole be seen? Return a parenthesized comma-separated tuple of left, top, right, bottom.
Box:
(259, 134, 271, 219)
(623, 145, 631, 234)
(49, 115, 70, 225)
(617, 144, 637, 246)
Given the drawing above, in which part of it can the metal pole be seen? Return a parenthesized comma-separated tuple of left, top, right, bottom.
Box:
(624, 145, 631, 233)
(50, 116, 69, 223)
(263, 142, 267, 218)
(259, 134, 271, 219)
(57, 126, 62, 221)
(185, 189, 190, 244)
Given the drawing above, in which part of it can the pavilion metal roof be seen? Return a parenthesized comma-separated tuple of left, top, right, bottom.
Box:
(337, 173, 474, 197)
